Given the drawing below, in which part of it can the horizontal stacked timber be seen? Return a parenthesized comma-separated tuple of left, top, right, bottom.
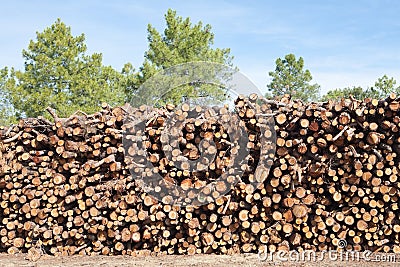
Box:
(1, 94, 400, 256)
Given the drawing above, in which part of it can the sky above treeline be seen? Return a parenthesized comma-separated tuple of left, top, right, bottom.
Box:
(1, 0, 400, 94)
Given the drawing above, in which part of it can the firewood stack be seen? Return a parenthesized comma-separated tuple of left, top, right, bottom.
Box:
(1, 94, 400, 256)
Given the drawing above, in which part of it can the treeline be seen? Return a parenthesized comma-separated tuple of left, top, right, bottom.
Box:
(266, 54, 400, 102)
(0, 9, 232, 125)
(1, 9, 399, 125)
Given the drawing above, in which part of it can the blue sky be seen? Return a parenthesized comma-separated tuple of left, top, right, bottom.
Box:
(1, 0, 400, 94)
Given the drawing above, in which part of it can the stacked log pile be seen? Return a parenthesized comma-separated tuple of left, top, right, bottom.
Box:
(1, 94, 400, 256)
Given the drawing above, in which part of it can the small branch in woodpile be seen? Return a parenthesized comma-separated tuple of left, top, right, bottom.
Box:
(75, 244, 88, 253)
(294, 164, 303, 183)
(45, 106, 59, 121)
(72, 110, 88, 117)
(222, 196, 231, 214)
(332, 125, 349, 141)
(85, 119, 101, 125)
(260, 98, 289, 107)
(348, 145, 360, 157)
(1, 131, 23, 143)
(4, 124, 16, 137)
(37, 116, 53, 125)
(256, 113, 276, 117)
(371, 148, 383, 162)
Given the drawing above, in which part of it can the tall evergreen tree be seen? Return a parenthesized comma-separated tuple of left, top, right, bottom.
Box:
(4, 19, 125, 118)
(267, 54, 320, 102)
(132, 9, 234, 105)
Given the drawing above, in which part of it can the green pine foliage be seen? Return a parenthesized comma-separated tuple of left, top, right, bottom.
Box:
(322, 75, 400, 101)
(267, 54, 320, 102)
(321, 86, 366, 101)
(132, 9, 234, 105)
(3, 19, 126, 119)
